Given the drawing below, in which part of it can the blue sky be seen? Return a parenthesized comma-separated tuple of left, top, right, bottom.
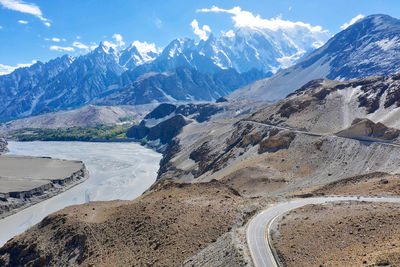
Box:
(0, 0, 399, 73)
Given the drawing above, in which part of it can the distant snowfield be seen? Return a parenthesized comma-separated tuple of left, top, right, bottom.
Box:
(0, 141, 162, 247)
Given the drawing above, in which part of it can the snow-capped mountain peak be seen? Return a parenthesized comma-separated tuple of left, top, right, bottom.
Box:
(97, 41, 117, 54)
(145, 24, 331, 74)
(230, 14, 400, 102)
(93, 41, 121, 63)
(119, 41, 160, 68)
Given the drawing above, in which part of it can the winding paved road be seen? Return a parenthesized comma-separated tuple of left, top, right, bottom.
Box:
(247, 196, 400, 267)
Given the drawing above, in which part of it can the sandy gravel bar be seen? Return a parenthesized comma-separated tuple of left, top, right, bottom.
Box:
(0, 155, 88, 218)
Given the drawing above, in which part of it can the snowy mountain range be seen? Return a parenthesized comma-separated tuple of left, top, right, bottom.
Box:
(230, 14, 400, 101)
(2, 14, 400, 121)
(0, 41, 268, 121)
(135, 25, 330, 75)
(0, 23, 328, 121)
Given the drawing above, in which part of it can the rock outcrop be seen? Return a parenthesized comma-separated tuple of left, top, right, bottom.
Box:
(127, 114, 190, 146)
(258, 131, 296, 153)
(336, 118, 400, 143)
(143, 103, 177, 120)
(126, 102, 229, 151)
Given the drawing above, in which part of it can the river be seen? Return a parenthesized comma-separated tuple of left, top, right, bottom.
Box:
(0, 141, 162, 247)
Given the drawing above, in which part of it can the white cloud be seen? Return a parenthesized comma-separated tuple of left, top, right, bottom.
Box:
(76, 36, 81, 40)
(50, 45, 74, 52)
(0, 64, 16, 75)
(222, 30, 235, 38)
(98, 34, 126, 51)
(0, 0, 41, 16)
(0, 25, 3, 29)
(190, 19, 211, 41)
(155, 18, 162, 28)
(198, 6, 327, 34)
(72, 41, 89, 51)
(90, 42, 98, 51)
(340, 14, 365, 30)
(18, 19, 28, 24)
(47, 37, 66, 42)
(112, 33, 125, 47)
(0, 60, 37, 75)
(0, 0, 51, 26)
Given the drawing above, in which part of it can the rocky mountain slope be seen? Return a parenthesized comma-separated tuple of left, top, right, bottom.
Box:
(0, 104, 156, 132)
(126, 100, 267, 152)
(0, 181, 253, 267)
(155, 73, 400, 196)
(231, 14, 400, 101)
(306, 172, 400, 197)
(248, 73, 400, 132)
(0, 43, 125, 121)
(158, 119, 400, 196)
(95, 67, 268, 106)
(0, 60, 266, 121)
(0, 55, 74, 121)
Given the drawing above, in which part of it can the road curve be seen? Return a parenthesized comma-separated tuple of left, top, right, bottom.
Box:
(247, 196, 400, 267)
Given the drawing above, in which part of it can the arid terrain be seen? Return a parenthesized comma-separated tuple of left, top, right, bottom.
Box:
(0, 155, 87, 219)
(2, 10, 400, 267)
(271, 201, 400, 267)
(0, 180, 257, 267)
(3, 74, 400, 266)
(300, 172, 400, 197)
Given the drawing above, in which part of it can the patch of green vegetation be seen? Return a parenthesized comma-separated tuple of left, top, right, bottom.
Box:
(140, 137, 148, 146)
(118, 116, 133, 123)
(6, 125, 132, 142)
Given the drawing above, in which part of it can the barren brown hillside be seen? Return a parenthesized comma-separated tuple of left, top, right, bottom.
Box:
(0, 181, 252, 267)
(294, 172, 400, 197)
(271, 202, 400, 267)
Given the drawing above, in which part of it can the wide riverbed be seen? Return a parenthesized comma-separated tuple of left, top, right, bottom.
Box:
(0, 141, 161, 247)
